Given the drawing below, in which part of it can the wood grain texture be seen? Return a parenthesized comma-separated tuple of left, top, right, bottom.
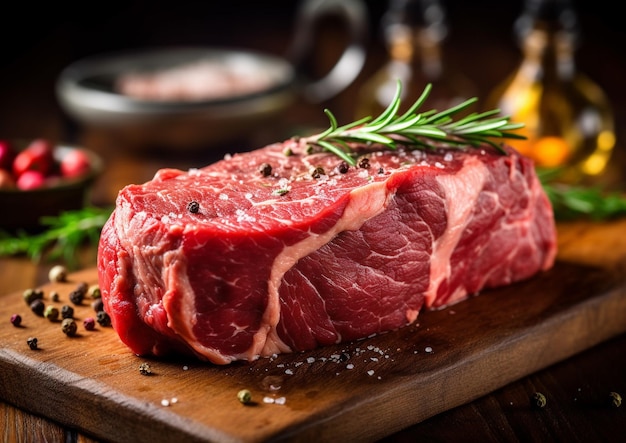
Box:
(1, 220, 626, 443)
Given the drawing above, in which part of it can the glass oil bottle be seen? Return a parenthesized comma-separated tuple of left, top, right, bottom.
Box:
(486, 0, 616, 184)
(355, 0, 476, 119)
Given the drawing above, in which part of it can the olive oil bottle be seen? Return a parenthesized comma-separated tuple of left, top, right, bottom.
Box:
(355, 0, 475, 118)
(486, 0, 615, 184)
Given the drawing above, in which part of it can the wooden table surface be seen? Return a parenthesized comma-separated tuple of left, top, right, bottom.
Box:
(1, 1, 626, 442)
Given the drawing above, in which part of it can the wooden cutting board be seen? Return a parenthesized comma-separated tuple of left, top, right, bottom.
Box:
(1, 219, 626, 443)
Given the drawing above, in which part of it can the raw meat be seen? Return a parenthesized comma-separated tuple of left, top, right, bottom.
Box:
(97, 139, 557, 364)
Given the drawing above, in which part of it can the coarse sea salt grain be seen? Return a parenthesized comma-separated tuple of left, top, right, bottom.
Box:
(425, 346, 433, 353)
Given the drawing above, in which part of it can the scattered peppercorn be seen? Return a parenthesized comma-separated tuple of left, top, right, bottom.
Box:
(23, 288, 43, 305)
(27, 337, 38, 350)
(69, 289, 85, 305)
(311, 166, 326, 179)
(30, 299, 45, 316)
(378, 167, 384, 174)
(259, 163, 272, 177)
(76, 282, 89, 295)
(48, 265, 68, 283)
(358, 157, 370, 169)
(305, 145, 314, 155)
(609, 391, 622, 408)
(139, 362, 152, 376)
(187, 201, 200, 213)
(237, 389, 252, 405)
(92, 298, 104, 313)
(282, 147, 293, 157)
(83, 317, 96, 331)
(61, 318, 78, 337)
(338, 161, 350, 174)
(61, 305, 74, 319)
(88, 285, 101, 299)
(44, 306, 59, 322)
(532, 392, 547, 409)
(50, 291, 60, 302)
(10, 314, 22, 327)
(97, 310, 111, 327)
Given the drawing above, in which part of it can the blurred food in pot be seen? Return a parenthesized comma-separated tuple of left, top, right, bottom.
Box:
(116, 59, 276, 102)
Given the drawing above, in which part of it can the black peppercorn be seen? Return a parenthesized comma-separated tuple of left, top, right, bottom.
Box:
(311, 166, 325, 179)
(92, 298, 104, 313)
(338, 161, 350, 174)
(358, 157, 370, 169)
(187, 201, 200, 213)
(97, 310, 111, 327)
(30, 299, 45, 316)
(69, 289, 85, 305)
(27, 337, 38, 350)
(259, 163, 272, 177)
(23, 288, 43, 305)
(61, 305, 74, 319)
(76, 282, 89, 295)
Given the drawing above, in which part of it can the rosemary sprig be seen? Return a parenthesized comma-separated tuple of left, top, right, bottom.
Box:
(303, 81, 526, 166)
(0, 206, 112, 269)
(537, 168, 626, 221)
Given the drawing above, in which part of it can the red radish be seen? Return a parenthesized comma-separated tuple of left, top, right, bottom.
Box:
(12, 138, 55, 178)
(60, 149, 91, 178)
(16, 170, 46, 190)
(0, 139, 15, 171)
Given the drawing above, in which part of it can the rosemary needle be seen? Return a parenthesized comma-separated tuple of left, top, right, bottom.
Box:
(303, 81, 525, 166)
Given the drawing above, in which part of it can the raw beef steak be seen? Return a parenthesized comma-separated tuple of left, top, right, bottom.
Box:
(97, 139, 557, 364)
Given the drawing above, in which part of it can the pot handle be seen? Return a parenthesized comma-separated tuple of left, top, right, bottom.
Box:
(288, 0, 368, 103)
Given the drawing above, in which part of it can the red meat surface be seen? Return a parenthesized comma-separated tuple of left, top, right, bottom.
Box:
(97, 139, 557, 364)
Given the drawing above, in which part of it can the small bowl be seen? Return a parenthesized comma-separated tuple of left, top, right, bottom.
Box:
(0, 142, 103, 232)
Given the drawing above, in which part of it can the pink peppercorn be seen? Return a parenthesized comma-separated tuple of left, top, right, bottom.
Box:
(10, 314, 22, 327)
(83, 317, 96, 331)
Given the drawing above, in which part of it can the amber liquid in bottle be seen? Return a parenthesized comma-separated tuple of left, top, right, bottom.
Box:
(486, 0, 615, 184)
(356, 0, 475, 118)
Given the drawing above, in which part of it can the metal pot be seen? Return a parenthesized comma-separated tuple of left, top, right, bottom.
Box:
(56, 0, 368, 151)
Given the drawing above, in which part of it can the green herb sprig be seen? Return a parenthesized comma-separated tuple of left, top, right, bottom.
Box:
(303, 81, 526, 166)
(0, 206, 112, 269)
(537, 168, 626, 221)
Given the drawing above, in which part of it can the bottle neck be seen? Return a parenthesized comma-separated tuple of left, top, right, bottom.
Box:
(521, 26, 576, 81)
(386, 23, 443, 79)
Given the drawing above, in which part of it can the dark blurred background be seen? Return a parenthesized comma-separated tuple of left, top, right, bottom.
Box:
(1, 0, 624, 149)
